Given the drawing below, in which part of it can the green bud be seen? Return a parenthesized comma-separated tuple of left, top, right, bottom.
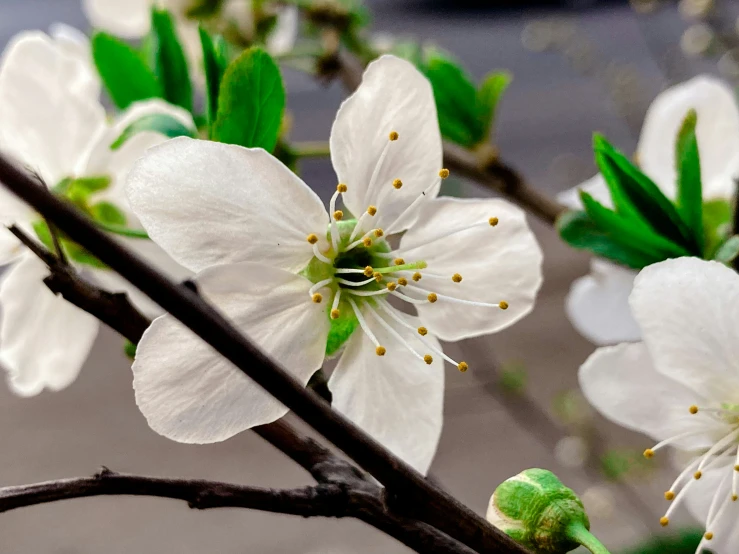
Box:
(487, 468, 610, 554)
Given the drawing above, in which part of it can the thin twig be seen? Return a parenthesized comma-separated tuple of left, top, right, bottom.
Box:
(0, 157, 527, 554)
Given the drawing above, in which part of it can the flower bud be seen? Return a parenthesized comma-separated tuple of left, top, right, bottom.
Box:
(487, 469, 609, 554)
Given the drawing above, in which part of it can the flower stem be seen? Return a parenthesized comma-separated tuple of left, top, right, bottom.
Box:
(293, 141, 331, 159)
(566, 523, 611, 554)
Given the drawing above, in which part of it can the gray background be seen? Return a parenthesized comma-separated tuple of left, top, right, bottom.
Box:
(0, 0, 724, 552)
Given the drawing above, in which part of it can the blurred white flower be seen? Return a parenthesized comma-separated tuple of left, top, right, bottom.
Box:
(82, 0, 298, 76)
(125, 55, 543, 474)
(0, 30, 191, 396)
(580, 257, 739, 553)
(559, 76, 739, 345)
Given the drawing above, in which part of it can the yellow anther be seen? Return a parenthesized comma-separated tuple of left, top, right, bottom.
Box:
(424, 354, 433, 365)
(333, 210, 344, 221)
(694, 471, 702, 480)
(427, 293, 438, 303)
(418, 327, 428, 336)
(374, 272, 383, 282)
(387, 282, 397, 291)
(364, 266, 374, 277)
(374, 229, 384, 237)
(363, 237, 373, 247)
(664, 491, 675, 501)
(307, 233, 319, 244)
(376, 346, 387, 356)
(367, 205, 377, 216)
(392, 178, 403, 189)
(412, 272, 423, 282)
(439, 168, 450, 179)
(734, 494, 738, 502)
(394, 258, 405, 266)
(499, 301, 509, 310)
(312, 293, 323, 304)
(452, 273, 463, 283)
(705, 532, 714, 541)
(330, 309, 340, 320)
(389, 131, 399, 141)
(398, 277, 408, 286)
(337, 183, 348, 193)
(734, 465, 739, 472)
(659, 517, 669, 527)
(643, 449, 655, 459)
(458, 361, 469, 373)
(489, 217, 499, 226)
(689, 405, 699, 414)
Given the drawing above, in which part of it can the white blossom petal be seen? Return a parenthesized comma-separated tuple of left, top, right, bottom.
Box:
(579, 342, 719, 450)
(556, 173, 611, 210)
(330, 55, 443, 233)
(267, 5, 299, 55)
(565, 259, 640, 345)
(638, 75, 739, 200)
(0, 31, 106, 185)
(126, 137, 330, 273)
(631, 258, 739, 399)
(0, 254, 99, 396)
(83, 0, 153, 38)
(329, 308, 444, 475)
(397, 197, 542, 341)
(133, 262, 330, 443)
(48, 23, 100, 100)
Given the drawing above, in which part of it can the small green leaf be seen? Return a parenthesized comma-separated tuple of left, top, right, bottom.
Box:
(124, 340, 138, 360)
(580, 192, 690, 260)
(621, 529, 708, 554)
(477, 71, 512, 141)
(32, 220, 107, 268)
(92, 32, 161, 109)
(675, 109, 703, 253)
(211, 47, 286, 152)
(151, 8, 193, 112)
(714, 235, 739, 264)
(594, 135, 697, 252)
(89, 201, 127, 226)
(110, 113, 196, 150)
(703, 199, 732, 257)
(199, 27, 229, 126)
(557, 210, 662, 269)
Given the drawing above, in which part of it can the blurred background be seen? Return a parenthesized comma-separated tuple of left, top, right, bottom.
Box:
(0, 0, 736, 552)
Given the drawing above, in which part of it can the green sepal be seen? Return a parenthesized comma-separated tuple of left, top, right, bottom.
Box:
(110, 113, 196, 151)
(714, 235, 739, 265)
(150, 8, 193, 112)
(675, 109, 703, 253)
(199, 27, 229, 126)
(593, 135, 698, 253)
(92, 32, 161, 109)
(89, 201, 127, 226)
(477, 71, 512, 141)
(703, 199, 732, 258)
(211, 47, 286, 152)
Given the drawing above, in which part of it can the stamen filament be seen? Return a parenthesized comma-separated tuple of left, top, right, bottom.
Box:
(335, 268, 368, 274)
(329, 187, 343, 252)
(404, 285, 506, 309)
(344, 230, 384, 252)
(697, 428, 739, 471)
(309, 278, 333, 297)
(647, 429, 713, 456)
(349, 207, 377, 241)
(399, 220, 496, 253)
(385, 176, 442, 235)
(390, 291, 430, 305)
(312, 243, 333, 264)
(347, 298, 381, 349)
(364, 303, 425, 362)
(331, 288, 342, 319)
(346, 289, 390, 297)
(336, 277, 377, 287)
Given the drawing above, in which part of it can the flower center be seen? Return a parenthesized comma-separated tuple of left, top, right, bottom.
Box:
(644, 403, 739, 549)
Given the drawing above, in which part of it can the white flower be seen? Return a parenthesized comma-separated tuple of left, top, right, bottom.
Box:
(125, 55, 543, 474)
(82, 0, 298, 75)
(580, 257, 739, 554)
(559, 76, 739, 345)
(0, 30, 192, 395)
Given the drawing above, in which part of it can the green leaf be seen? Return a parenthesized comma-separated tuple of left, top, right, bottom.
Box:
(199, 27, 229, 126)
(32, 220, 107, 269)
(675, 109, 703, 253)
(594, 135, 698, 252)
(557, 210, 663, 270)
(91, 32, 161, 109)
(151, 8, 193, 112)
(124, 340, 138, 360)
(211, 47, 286, 152)
(580, 191, 691, 260)
(422, 50, 482, 147)
(110, 113, 196, 150)
(714, 235, 739, 264)
(703, 199, 732, 258)
(89, 201, 127, 226)
(477, 71, 512, 141)
(621, 529, 709, 554)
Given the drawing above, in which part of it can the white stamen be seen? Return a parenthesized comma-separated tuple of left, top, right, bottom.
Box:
(390, 290, 430, 305)
(396, 269, 449, 279)
(376, 300, 460, 366)
(336, 277, 377, 287)
(385, 176, 442, 235)
(346, 289, 390, 297)
(335, 268, 368, 274)
(649, 429, 711, 454)
(733, 447, 739, 501)
(344, 230, 383, 252)
(364, 303, 424, 362)
(697, 428, 739, 471)
(399, 220, 495, 253)
(332, 287, 342, 313)
(349, 209, 376, 241)
(403, 285, 505, 309)
(309, 278, 333, 297)
(347, 298, 381, 348)
(312, 243, 333, 264)
(329, 188, 342, 252)
(707, 468, 733, 526)
(366, 136, 395, 195)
